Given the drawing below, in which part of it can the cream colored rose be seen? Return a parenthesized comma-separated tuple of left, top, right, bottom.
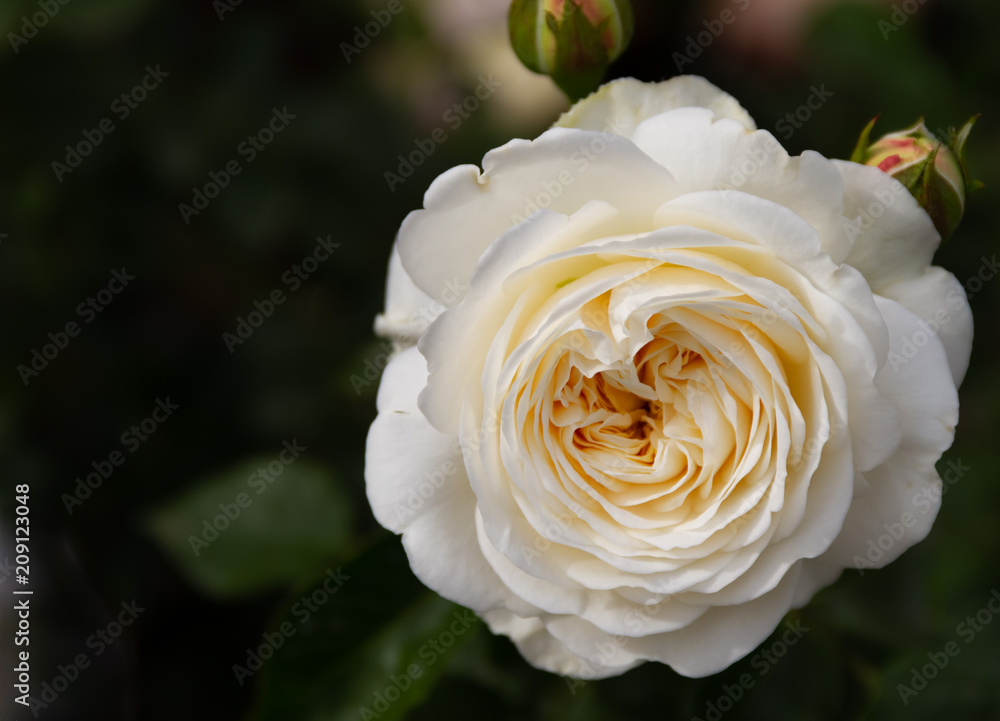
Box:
(366, 76, 972, 678)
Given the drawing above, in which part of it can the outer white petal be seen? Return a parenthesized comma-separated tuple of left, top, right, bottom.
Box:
(633, 108, 852, 263)
(880, 267, 974, 386)
(554, 75, 757, 139)
(365, 348, 516, 613)
(835, 160, 941, 293)
(791, 556, 845, 608)
(626, 563, 803, 677)
(373, 345, 424, 416)
(474, 509, 710, 635)
(482, 609, 642, 679)
(373, 243, 442, 345)
(822, 296, 959, 569)
(397, 130, 678, 306)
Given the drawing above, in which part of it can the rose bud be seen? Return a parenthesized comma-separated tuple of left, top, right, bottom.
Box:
(509, 0, 634, 99)
(852, 116, 981, 241)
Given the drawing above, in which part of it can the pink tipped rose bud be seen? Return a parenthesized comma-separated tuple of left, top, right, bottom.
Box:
(509, 0, 634, 99)
(854, 116, 980, 240)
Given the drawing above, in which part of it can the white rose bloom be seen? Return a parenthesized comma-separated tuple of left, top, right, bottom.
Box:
(365, 76, 973, 678)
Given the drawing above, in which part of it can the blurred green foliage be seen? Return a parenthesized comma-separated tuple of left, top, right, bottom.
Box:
(148, 456, 353, 599)
(1, 0, 999, 719)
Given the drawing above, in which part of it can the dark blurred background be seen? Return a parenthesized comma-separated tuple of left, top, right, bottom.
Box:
(1, 0, 998, 719)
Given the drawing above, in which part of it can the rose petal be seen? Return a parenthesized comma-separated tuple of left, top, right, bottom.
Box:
(822, 296, 960, 569)
(554, 75, 757, 139)
(835, 159, 940, 292)
(880, 266, 974, 386)
(373, 243, 442, 345)
(397, 130, 679, 305)
(366, 348, 519, 613)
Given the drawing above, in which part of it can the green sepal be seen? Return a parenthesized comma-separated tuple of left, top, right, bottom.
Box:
(951, 114, 984, 194)
(550, 1, 611, 102)
(850, 115, 880, 163)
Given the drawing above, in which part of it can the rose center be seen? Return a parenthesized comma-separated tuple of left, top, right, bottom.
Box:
(551, 337, 712, 490)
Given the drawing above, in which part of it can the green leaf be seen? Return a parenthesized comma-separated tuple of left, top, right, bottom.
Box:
(863, 628, 1000, 720)
(248, 537, 481, 721)
(146, 457, 353, 599)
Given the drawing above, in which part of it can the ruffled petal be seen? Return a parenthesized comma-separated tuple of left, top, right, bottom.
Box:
(836, 160, 940, 292)
(365, 348, 515, 613)
(822, 296, 959, 570)
(373, 243, 442, 345)
(554, 75, 756, 138)
(397, 129, 678, 305)
(880, 266, 973, 386)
